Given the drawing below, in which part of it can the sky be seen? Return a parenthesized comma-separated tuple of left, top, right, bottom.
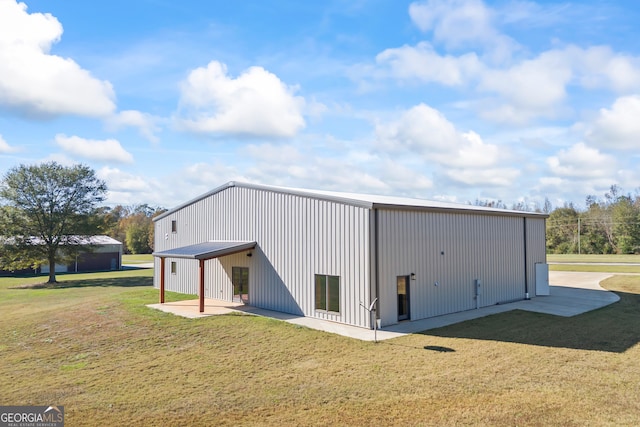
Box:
(1, 0, 639, 211)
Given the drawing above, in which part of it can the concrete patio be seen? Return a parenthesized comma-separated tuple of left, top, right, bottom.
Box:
(147, 271, 621, 341)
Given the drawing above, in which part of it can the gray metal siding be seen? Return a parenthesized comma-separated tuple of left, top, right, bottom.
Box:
(377, 210, 527, 327)
(154, 186, 372, 328)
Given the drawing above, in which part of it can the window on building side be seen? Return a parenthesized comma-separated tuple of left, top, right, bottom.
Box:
(171, 261, 177, 274)
(171, 220, 177, 233)
(315, 274, 340, 313)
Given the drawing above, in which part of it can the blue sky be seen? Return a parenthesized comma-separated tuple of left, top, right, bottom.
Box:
(1, 0, 639, 210)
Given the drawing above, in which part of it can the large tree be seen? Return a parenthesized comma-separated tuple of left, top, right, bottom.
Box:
(0, 162, 107, 283)
(546, 204, 579, 254)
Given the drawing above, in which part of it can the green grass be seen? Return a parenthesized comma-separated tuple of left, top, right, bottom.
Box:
(1, 271, 640, 425)
(122, 254, 154, 264)
(547, 254, 640, 272)
(547, 253, 640, 263)
(0, 268, 154, 290)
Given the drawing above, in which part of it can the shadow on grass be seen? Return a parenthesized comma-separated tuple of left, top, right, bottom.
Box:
(121, 265, 153, 271)
(423, 345, 456, 352)
(420, 290, 640, 353)
(12, 276, 153, 289)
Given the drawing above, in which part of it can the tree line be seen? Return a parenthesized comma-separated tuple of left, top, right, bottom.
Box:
(96, 204, 166, 255)
(1, 162, 637, 284)
(0, 162, 164, 283)
(546, 185, 640, 254)
(475, 185, 640, 254)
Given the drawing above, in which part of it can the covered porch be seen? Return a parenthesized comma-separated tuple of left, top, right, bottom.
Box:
(153, 240, 256, 313)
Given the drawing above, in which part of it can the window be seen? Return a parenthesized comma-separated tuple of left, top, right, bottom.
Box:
(170, 261, 177, 274)
(171, 220, 177, 233)
(315, 274, 340, 313)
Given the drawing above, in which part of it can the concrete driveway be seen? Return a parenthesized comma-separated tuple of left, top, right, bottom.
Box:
(375, 271, 620, 340)
(147, 271, 621, 341)
(526, 271, 620, 316)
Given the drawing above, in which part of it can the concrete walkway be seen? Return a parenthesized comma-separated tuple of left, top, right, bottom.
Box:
(147, 271, 620, 341)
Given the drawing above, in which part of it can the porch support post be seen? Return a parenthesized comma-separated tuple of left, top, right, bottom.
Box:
(160, 257, 165, 304)
(199, 259, 205, 313)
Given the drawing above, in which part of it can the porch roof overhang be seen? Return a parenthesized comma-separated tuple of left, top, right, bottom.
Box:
(153, 241, 256, 260)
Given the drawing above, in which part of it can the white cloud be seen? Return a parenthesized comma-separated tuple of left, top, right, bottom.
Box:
(98, 166, 149, 192)
(375, 158, 434, 191)
(40, 152, 76, 167)
(0, 134, 19, 153)
(443, 166, 520, 187)
(375, 104, 502, 166)
(106, 110, 161, 143)
(179, 162, 249, 197)
(176, 61, 306, 137)
(477, 45, 640, 124)
(240, 142, 413, 195)
(584, 95, 640, 150)
(242, 143, 376, 189)
(408, 0, 519, 62)
(100, 163, 248, 207)
(478, 50, 572, 121)
(446, 131, 501, 168)
(374, 104, 518, 187)
(370, 41, 640, 126)
(375, 103, 459, 153)
(243, 143, 305, 164)
(372, 0, 640, 126)
(55, 134, 133, 163)
(375, 42, 481, 86)
(575, 45, 640, 93)
(97, 166, 168, 206)
(546, 142, 616, 179)
(0, 0, 116, 117)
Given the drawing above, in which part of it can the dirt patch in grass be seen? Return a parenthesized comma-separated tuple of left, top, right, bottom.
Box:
(1, 274, 640, 426)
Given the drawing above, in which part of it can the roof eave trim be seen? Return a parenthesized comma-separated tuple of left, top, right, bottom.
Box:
(371, 203, 549, 218)
(193, 241, 256, 260)
(152, 241, 256, 260)
(153, 181, 237, 222)
(153, 181, 375, 221)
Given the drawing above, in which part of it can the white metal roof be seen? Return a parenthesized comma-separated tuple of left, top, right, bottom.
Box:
(72, 235, 122, 245)
(155, 181, 548, 221)
(2, 235, 122, 246)
(153, 241, 256, 260)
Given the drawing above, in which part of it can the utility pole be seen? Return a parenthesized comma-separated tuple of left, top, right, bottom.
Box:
(578, 216, 581, 255)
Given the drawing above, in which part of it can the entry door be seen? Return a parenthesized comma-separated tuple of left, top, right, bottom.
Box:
(232, 267, 249, 304)
(397, 275, 410, 321)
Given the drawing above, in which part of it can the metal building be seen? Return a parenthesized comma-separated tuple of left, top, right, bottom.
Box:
(2, 235, 123, 276)
(153, 182, 547, 329)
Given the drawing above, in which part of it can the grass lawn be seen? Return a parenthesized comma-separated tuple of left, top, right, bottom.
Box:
(547, 253, 640, 264)
(1, 271, 639, 426)
(122, 254, 154, 264)
(547, 253, 640, 273)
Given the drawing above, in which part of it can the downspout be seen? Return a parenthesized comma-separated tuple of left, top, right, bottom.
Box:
(159, 257, 165, 304)
(523, 217, 530, 300)
(199, 259, 205, 313)
(374, 208, 380, 328)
